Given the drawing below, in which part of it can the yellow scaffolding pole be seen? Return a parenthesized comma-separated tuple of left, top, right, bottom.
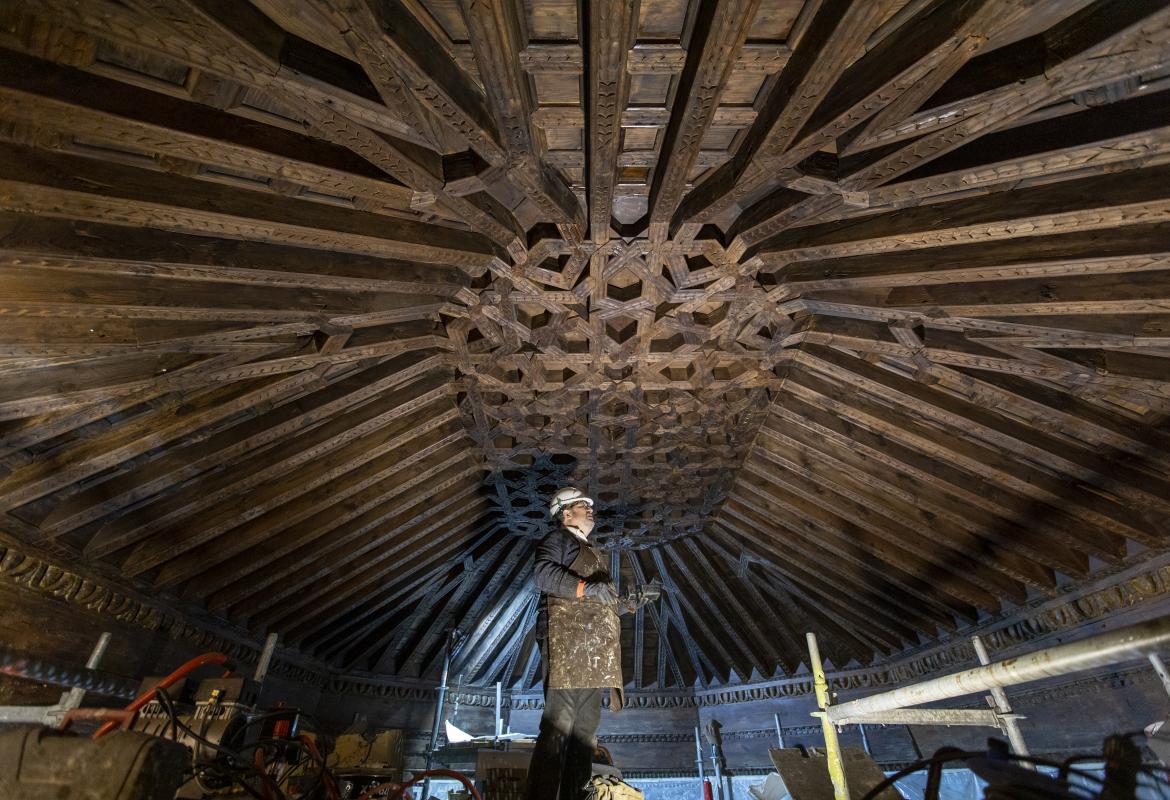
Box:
(807, 632, 850, 800)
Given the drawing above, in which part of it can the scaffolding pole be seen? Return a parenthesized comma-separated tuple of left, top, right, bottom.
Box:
(829, 615, 1170, 724)
(806, 632, 849, 800)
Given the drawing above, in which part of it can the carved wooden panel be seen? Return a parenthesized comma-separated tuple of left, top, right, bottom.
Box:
(0, 0, 1168, 691)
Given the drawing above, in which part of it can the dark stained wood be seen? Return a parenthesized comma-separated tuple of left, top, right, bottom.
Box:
(1, 0, 1169, 688)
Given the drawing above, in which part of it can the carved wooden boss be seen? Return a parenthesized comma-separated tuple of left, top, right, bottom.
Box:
(1, 0, 1170, 685)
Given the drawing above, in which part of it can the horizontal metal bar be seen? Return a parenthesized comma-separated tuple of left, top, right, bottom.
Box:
(834, 708, 1003, 727)
(828, 615, 1170, 722)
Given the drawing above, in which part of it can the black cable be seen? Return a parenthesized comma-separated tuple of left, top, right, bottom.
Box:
(154, 687, 288, 800)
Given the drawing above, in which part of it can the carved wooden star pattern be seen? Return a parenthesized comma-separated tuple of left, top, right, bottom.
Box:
(0, 0, 1169, 688)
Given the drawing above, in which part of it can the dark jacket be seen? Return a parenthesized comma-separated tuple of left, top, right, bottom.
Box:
(533, 527, 610, 640)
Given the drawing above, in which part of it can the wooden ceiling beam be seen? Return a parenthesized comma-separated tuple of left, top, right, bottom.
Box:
(0, 213, 469, 294)
(648, 548, 721, 685)
(0, 141, 495, 267)
(41, 352, 445, 536)
(0, 54, 435, 219)
(626, 549, 690, 689)
(764, 392, 1105, 571)
(459, 0, 584, 237)
(674, 0, 901, 227)
(721, 499, 930, 642)
(742, 445, 1030, 602)
(713, 517, 903, 655)
(0, 367, 329, 512)
(842, 1, 1170, 191)
(264, 493, 491, 640)
(661, 540, 765, 680)
(645, 0, 763, 240)
(22, 0, 524, 253)
(199, 448, 477, 608)
(141, 415, 467, 586)
(728, 486, 970, 629)
(798, 342, 1170, 519)
(680, 537, 791, 676)
(285, 504, 498, 654)
(754, 420, 1062, 586)
(222, 471, 486, 626)
(401, 534, 527, 676)
(700, 532, 807, 674)
(732, 2, 1170, 252)
(785, 355, 1155, 550)
(83, 371, 456, 557)
(584, 0, 638, 243)
(446, 552, 538, 683)
(751, 160, 1170, 260)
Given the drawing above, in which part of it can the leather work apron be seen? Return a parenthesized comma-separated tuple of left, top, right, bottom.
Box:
(546, 541, 623, 704)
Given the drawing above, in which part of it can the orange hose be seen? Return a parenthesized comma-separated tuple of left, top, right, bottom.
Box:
(92, 652, 230, 740)
(298, 734, 342, 800)
(355, 768, 483, 800)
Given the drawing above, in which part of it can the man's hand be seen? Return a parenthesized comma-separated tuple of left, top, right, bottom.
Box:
(582, 580, 619, 605)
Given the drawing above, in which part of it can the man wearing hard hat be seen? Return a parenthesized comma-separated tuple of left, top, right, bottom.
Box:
(525, 487, 659, 800)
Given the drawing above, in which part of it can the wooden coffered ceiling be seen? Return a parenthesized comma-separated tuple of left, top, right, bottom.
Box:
(1, 0, 1169, 690)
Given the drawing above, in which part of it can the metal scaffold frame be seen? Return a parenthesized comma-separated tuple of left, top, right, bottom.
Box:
(805, 615, 1170, 800)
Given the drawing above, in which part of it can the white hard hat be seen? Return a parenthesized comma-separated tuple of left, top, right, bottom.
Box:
(549, 487, 593, 519)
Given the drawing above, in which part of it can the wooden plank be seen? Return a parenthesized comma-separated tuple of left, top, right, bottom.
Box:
(40, 353, 445, 535)
(197, 451, 478, 610)
(674, 0, 900, 226)
(0, 142, 496, 268)
(646, 0, 763, 239)
(585, 0, 638, 242)
(460, 0, 584, 235)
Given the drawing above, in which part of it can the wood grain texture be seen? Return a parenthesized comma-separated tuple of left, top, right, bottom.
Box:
(1, 0, 1168, 689)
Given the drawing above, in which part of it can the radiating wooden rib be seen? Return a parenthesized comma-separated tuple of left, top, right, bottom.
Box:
(256, 492, 490, 638)
(0, 365, 333, 512)
(698, 534, 803, 674)
(729, 483, 971, 629)
(394, 534, 525, 676)
(841, 2, 1170, 192)
(0, 142, 495, 268)
(803, 338, 1170, 516)
(82, 371, 454, 557)
(724, 493, 938, 641)
(786, 354, 1160, 549)
(459, 0, 584, 236)
(713, 516, 904, 654)
(26, 0, 523, 251)
(444, 553, 538, 682)
(474, 594, 539, 686)
(0, 213, 469, 294)
(41, 353, 442, 536)
(249, 499, 486, 643)
(285, 502, 496, 652)
(743, 442, 1035, 599)
(664, 540, 762, 678)
(584, 0, 637, 242)
(645, 0, 763, 240)
(626, 549, 689, 689)
(197, 450, 476, 609)
(706, 523, 873, 667)
(754, 419, 1067, 582)
(732, 3, 1170, 250)
(674, 0, 900, 226)
(140, 415, 466, 585)
(648, 549, 721, 686)
(360, 574, 460, 673)
(0, 56, 425, 217)
(680, 538, 787, 675)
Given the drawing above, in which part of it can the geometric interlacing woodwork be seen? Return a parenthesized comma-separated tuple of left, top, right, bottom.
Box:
(1, 0, 1169, 691)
